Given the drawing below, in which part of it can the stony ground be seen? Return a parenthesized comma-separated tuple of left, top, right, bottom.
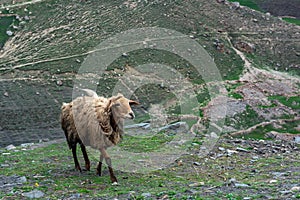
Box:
(0, 137, 300, 199)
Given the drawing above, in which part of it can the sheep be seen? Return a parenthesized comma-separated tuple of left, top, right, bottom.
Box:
(61, 90, 139, 184)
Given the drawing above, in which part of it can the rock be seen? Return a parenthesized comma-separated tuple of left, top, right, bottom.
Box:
(20, 143, 34, 147)
(112, 182, 119, 186)
(226, 149, 238, 155)
(193, 162, 201, 166)
(269, 180, 278, 184)
(18, 176, 27, 184)
(234, 183, 250, 188)
(234, 41, 255, 53)
(272, 172, 286, 178)
(291, 186, 300, 191)
(6, 30, 13, 36)
(295, 136, 300, 143)
(128, 191, 136, 198)
(4, 92, 9, 97)
(228, 178, 237, 184)
(189, 182, 204, 187)
(236, 147, 249, 152)
(24, 16, 30, 21)
(122, 53, 128, 57)
(232, 2, 240, 9)
(141, 192, 152, 198)
(22, 189, 44, 198)
(69, 193, 81, 198)
(279, 190, 291, 194)
(56, 80, 63, 86)
(125, 123, 150, 129)
(158, 122, 188, 132)
(218, 147, 225, 151)
(5, 144, 16, 151)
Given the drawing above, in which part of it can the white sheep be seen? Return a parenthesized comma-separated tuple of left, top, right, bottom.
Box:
(61, 90, 139, 184)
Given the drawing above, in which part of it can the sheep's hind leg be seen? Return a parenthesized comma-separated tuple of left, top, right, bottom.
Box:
(80, 143, 90, 171)
(71, 144, 82, 172)
(96, 154, 103, 176)
(100, 148, 118, 184)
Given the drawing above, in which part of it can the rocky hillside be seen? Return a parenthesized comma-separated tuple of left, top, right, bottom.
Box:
(0, 0, 299, 147)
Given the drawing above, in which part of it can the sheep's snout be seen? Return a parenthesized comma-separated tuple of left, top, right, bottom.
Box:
(128, 111, 135, 119)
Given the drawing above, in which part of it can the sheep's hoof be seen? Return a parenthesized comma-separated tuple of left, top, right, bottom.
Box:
(112, 182, 119, 186)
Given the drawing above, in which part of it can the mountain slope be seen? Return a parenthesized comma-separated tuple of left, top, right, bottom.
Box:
(0, 0, 299, 146)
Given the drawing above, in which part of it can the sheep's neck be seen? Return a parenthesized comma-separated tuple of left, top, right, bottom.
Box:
(108, 113, 123, 145)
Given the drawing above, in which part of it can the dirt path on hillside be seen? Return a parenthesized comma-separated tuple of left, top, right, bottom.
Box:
(0, 0, 44, 9)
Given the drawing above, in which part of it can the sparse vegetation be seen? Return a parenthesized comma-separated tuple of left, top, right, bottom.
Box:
(1, 139, 299, 199)
(228, 0, 262, 11)
(0, 0, 299, 199)
(0, 16, 14, 48)
(282, 17, 300, 26)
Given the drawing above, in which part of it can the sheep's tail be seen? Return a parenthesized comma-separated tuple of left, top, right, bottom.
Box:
(81, 89, 98, 98)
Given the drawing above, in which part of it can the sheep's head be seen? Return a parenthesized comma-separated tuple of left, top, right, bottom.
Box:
(106, 94, 139, 120)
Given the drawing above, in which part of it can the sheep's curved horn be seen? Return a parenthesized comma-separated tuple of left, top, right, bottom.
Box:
(81, 89, 98, 98)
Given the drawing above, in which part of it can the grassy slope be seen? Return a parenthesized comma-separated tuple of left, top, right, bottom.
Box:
(1, 140, 299, 199)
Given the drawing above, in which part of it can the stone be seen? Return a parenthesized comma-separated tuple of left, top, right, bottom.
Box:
(234, 41, 255, 53)
(122, 53, 128, 57)
(232, 2, 240, 9)
(234, 183, 250, 188)
(269, 180, 278, 184)
(18, 176, 27, 184)
(20, 143, 34, 147)
(125, 123, 150, 129)
(218, 147, 225, 151)
(236, 147, 249, 152)
(56, 80, 63, 86)
(141, 193, 152, 198)
(193, 162, 201, 166)
(6, 30, 13, 36)
(291, 186, 300, 191)
(189, 182, 204, 187)
(5, 144, 16, 151)
(22, 189, 44, 198)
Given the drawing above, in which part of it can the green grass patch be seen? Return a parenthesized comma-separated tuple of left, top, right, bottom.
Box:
(225, 105, 262, 131)
(227, 0, 262, 11)
(269, 95, 300, 109)
(282, 17, 300, 26)
(0, 16, 14, 48)
(119, 132, 174, 153)
(229, 92, 243, 99)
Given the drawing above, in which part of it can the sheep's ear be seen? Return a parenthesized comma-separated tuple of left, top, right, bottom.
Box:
(129, 100, 139, 106)
(106, 96, 123, 110)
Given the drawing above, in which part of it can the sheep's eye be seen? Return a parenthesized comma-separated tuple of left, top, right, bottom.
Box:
(113, 103, 121, 107)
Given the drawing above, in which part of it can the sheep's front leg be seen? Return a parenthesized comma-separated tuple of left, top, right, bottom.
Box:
(100, 148, 118, 184)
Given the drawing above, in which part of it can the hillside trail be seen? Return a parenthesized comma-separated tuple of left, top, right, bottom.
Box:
(0, 0, 44, 9)
(225, 35, 300, 84)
